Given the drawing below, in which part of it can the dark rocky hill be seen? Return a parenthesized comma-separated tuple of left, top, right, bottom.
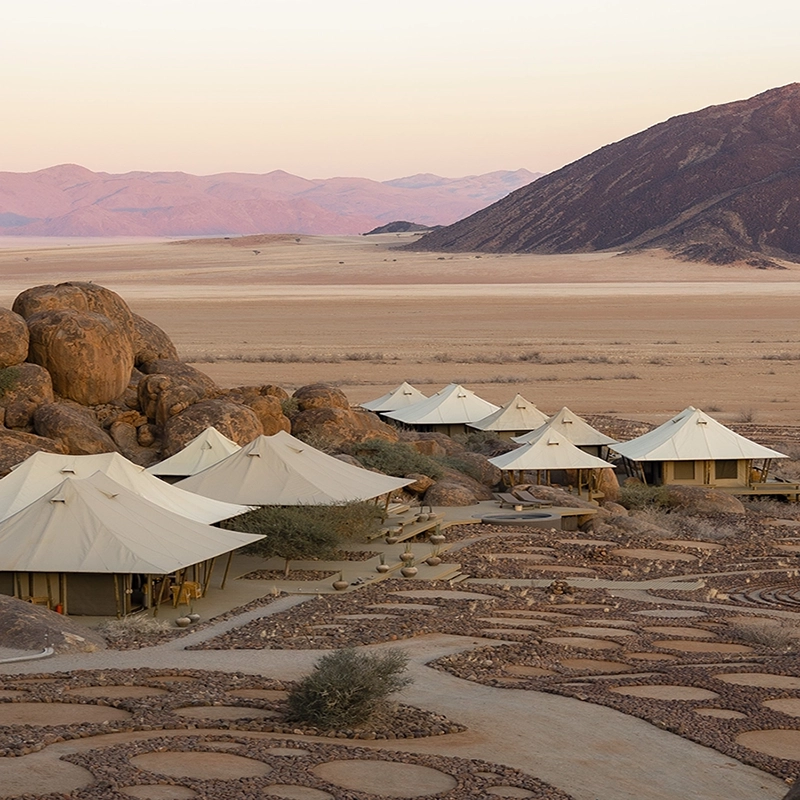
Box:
(410, 85, 800, 267)
(363, 220, 438, 235)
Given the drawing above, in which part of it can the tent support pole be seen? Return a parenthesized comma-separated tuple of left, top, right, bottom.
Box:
(153, 576, 167, 617)
(113, 574, 122, 618)
(14, 572, 22, 600)
(221, 551, 234, 590)
(45, 573, 53, 609)
(60, 574, 68, 615)
(202, 558, 215, 596)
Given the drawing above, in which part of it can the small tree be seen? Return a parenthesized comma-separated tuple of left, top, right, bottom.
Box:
(287, 647, 412, 728)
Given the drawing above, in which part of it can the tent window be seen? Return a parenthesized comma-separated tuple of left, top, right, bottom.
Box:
(715, 460, 738, 480)
(673, 461, 695, 480)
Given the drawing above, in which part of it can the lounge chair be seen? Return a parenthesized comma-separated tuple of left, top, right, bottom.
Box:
(513, 489, 553, 507)
(494, 492, 539, 508)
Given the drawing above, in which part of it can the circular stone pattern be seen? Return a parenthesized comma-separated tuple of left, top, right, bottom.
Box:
(560, 627, 637, 638)
(716, 673, 800, 689)
(653, 640, 752, 654)
(121, 787, 198, 799)
(486, 788, 537, 798)
(174, 705, 277, 721)
(626, 652, 679, 661)
(763, 698, 800, 717)
(149, 676, 198, 684)
(545, 637, 621, 650)
(264, 786, 334, 800)
(312, 760, 457, 797)
(227, 689, 288, 701)
(643, 626, 717, 638)
(611, 548, 697, 562)
(0, 690, 27, 699)
(505, 665, 555, 677)
(0, 702, 131, 725)
(266, 747, 312, 757)
(611, 685, 719, 701)
(68, 685, 169, 699)
(131, 752, 272, 780)
(560, 659, 631, 673)
(634, 609, 705, 618)
(736, 730, 800, 760)
(695, 708, 747, 719)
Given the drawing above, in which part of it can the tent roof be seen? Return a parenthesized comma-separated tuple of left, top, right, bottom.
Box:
(611, 407, 787, 462)
(489, 429, 613, 471)
(513, 407, 617, 447)
(384, 383, 500, 426)
(0, 451, 248, 524)
(0, 472, 263, 574)
(176, 430, 412, 505)
(468, 394, 549, 432)
(147, 427, 242, 477)
(360, 382, 428, 412)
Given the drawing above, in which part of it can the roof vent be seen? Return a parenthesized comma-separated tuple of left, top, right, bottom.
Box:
(60, 467, 75, 474)
(247, 452, 262, 458)
(50, 497, 66, 503)
(697, 420, 708, 425)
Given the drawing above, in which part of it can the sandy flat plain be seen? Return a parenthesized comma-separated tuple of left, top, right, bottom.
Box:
(1, 232, 798, 425)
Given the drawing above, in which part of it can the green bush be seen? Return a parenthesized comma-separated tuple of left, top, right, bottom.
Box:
(287, 648, 412, 728)
(618, 482, 670, 510)
(346, 439, 443, 480)
(0, 366, 19, 398)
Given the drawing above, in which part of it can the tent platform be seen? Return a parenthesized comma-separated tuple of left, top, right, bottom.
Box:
(373, 513, 446, 543)
(720, 482, 800, 501)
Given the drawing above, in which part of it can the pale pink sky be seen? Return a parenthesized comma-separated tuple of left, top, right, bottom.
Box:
(2, 0, 798, 180)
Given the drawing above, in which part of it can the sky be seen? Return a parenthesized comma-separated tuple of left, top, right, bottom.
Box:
(1, 0, 798, 180)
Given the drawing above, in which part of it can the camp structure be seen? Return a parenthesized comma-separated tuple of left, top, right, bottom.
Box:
(360, 382, 428, 414)
(176, 430, 413, 506)
(468, 393, 549, 439)
(611, 406, 797, 497)
(489, 429, 613, 499)
(147, 426, 242, 479)
(0, 451, 249, 524)
(513, 406, 617, 457)
(0, 471, 264, 616)
(383, 383, 500, 436)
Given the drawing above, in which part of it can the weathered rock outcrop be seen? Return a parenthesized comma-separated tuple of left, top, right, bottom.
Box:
(664, 485, 746, 515)
(131, 313, 179, 365)
(0, 428, 66, 476)
(138, 359, 218, 398)
(0, 363, 54, 429)
(292, 407, 399, 449)
(0, 308, 29, 369)
(161, 399, 263, 457)
(26, 309, 134, 405)
(0, 595, 106, 653)
(33, 403, 117, 455)
(293, 383, 350, 412)
(423, 481, 478, 506)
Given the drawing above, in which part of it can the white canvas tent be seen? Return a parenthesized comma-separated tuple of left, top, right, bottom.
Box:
(147, 427, 242, 477)
(611, 407, 789, 491)
(513, 406, 616, 455)
(384, 383, 500, 436)
(176, 431, 413, 506)
(0, 471, 263, 615)
(468, 394, 549, 438)
(0, 451, 249, 524)
(360, 382, 428, 413)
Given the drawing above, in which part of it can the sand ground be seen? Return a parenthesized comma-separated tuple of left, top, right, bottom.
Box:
(1, 233, 798, 425)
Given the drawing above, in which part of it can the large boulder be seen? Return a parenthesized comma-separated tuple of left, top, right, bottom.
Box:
(0, 428, 65, 476)
(449, 451, 503, 487)
(596, 468, 621, 504)
(138, 374, 202, 424)
(131, 313, 179, 366)
(33, 402, 117, 455)
(109, 419, 159, 467)
(400, 431, 466, 456)
(0, 363, 54, 429)
(423, 481, 478, 506)
(664, 485, 746, 515)
(26, 309, 134, 405)
(138, 359, 218, 398)
(438, 467, 494, 500)
(13, 282, 136, 340)
(291, 406, 398, 449)
(0, 595, 106, 653)
(293, 383, 350, 412)
(0, 308, 29, 368)
(246, 396, 292, 435)
(161, 399, 263, 457)
(404, 472, 436, 495)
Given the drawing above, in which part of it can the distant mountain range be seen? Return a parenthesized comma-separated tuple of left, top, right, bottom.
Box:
(411, 84, 800, 267)
(0, 165, 541, 237)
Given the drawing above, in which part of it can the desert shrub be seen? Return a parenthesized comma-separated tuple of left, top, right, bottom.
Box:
(618, 483, 670, 510)
(287, 648, 412, 728)
(346, 440, 443, 480)
(457, 431, 516, 458)
(96, 613, 171, 639)
(222, 502, 381, 575)
(0, 366, 19, 397)
(434, 454, 485, 483)
(727, 620, 800, 651)
(280, 396, 300, 417)
(743, 497, 800, 519)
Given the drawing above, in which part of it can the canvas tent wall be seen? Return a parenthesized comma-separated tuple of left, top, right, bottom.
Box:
(611, 407, 791, 494)
(147, 426, 242, 478)
(360, 382, 428, 414)
(513, 406, 616, 457)
(468, 394, 549, 439)
(176, 430, 412, 505)
(0, 472, 263, 615)
(0, 451, 248, 524)
(384, 383, 500, 436)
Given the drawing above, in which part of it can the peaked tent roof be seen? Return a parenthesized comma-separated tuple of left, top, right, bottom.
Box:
(513, 406, 617, 447)
(360, 382, 428, 413)
(147, 427, 242, 477)
(0, 451, 249, 524)
(468, 393, 549, 433)
(489, 429, 613, 471)
(0, 472, 263, 574)
(176, 431, 413, 505)
(384, 383, 500, 426)
(611, 407, 787, 462)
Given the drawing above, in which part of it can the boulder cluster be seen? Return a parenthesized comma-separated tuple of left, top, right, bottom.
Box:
(0, 281, 505, 505)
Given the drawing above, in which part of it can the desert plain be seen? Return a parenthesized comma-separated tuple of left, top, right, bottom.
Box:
(1, 232, 799, 427)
